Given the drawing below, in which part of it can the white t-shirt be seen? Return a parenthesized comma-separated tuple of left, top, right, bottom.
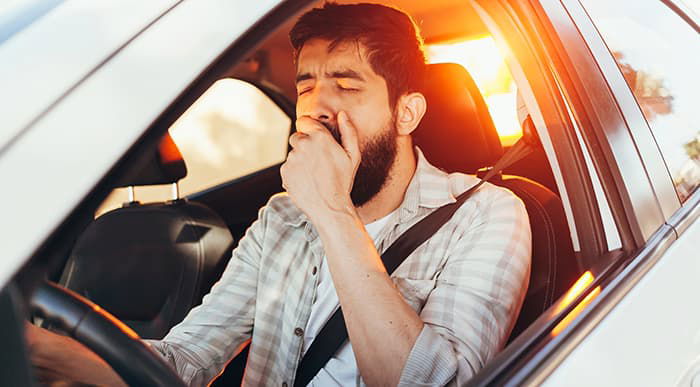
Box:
(303, 211, 395, 386)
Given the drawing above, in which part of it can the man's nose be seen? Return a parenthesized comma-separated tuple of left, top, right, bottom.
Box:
(300, 86, 336, 124)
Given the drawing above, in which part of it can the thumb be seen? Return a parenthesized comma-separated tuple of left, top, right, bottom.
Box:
(337, 111, 360, 165)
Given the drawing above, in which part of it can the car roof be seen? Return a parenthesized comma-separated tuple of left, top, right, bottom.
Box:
(0, 0, 179, 153)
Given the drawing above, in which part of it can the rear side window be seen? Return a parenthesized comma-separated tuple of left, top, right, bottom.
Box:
(169, 79, 291, 192)
(581, 0, 700, 202)
(96, 79, 291, 216)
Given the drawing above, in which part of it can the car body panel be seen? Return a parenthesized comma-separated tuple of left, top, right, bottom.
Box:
(0, 0, 281, 288)
(0, 0, 179, 151)
(543, 201, 700, 385)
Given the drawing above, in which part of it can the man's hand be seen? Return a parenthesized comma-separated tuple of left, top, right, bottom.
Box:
(24, 322, 126, 386)
(281, 111, 361, 222)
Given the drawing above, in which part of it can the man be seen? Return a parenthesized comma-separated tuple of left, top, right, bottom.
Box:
(26, 3, 531, 386)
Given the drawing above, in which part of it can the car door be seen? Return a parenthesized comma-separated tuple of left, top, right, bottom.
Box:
(463, 0, 697, 385)
(540, 0, 700, 385)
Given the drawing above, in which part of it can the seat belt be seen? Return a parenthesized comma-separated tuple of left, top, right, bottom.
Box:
(294, 123, 538, 387)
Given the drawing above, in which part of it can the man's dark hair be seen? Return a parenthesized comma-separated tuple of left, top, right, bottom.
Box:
(290, 2, 426, 109)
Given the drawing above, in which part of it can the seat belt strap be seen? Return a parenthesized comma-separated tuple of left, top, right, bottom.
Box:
(294, 135, 535, 387)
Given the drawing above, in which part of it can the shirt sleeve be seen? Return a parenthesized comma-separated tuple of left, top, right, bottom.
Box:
(398, 188, 532, 386)
(144, 205, 269, 387)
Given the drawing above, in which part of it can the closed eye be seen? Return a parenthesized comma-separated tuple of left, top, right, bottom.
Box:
(338, 85, 360, 92)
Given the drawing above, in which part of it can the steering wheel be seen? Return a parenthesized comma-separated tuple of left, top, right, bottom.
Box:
(30, 281, 186, 387)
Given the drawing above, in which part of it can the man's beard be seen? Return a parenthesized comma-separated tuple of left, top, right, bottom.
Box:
(323, 118, 398, 207)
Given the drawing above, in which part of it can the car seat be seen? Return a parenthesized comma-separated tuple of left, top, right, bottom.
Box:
(59, 134, 235, 339)
(414, 63, 579, 342)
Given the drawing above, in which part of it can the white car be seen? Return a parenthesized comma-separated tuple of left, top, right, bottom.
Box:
(1, 0, 698, 386)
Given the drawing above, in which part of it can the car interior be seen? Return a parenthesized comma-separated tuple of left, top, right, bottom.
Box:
(5, 0, 608, 385)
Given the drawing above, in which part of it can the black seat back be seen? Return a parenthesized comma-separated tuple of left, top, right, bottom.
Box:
(416, 63, 578, 342)
(60, 134, 235, 339)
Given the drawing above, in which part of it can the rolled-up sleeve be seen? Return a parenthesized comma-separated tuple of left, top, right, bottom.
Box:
(144, 204, 269, 386)
(399, 189, 532, 386)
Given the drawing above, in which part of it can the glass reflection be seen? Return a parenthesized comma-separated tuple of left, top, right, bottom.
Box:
(581, 0, 700, 201)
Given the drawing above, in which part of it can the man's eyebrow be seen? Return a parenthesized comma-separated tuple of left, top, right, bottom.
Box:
(295, 69, 365, 84)
(295, 72, 314, 84)
(328, 70, 365, 81)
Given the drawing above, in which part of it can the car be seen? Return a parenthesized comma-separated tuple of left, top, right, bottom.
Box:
(1, 0, 699, 385)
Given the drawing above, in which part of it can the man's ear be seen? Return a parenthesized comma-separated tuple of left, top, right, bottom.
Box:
(395, 92, 427, 136)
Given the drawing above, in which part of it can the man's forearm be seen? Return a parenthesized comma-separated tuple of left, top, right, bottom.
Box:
(314, 208, 424, 386)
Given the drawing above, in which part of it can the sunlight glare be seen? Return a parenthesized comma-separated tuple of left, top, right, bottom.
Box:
(427, 36, 522, 146)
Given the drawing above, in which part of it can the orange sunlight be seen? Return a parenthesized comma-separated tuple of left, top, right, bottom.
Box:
(555, 271, 595, 314)
(551, 286, 601, 336)
(426, 36, 522, 146)
(550, 271, 601, 336)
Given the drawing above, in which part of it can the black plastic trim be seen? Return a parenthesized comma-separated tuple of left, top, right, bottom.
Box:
(475, 0, 615, 265)
(187, 162, 283, 201)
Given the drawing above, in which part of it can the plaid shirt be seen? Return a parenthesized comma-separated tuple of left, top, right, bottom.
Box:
(147, 148, 531, 386)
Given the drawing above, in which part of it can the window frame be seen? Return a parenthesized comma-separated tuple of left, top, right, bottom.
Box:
(475, 0, 635, 264)
(535, 0, 671, 245)
(577, 0, 700, 208)
(465, 0, 681, 384)
(574, 0, 698, 219)
(566, 0, 700, 250)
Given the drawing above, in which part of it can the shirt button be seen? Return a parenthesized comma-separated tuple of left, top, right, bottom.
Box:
(282, 383, 288, 387)
(312, 266, 317, 275)
(294, 327, 304, 336)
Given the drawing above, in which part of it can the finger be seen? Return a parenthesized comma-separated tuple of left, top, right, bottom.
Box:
(288, 131, 309, 149)
(337, 111, 361, 164)
(279, 163, 290, 190)
(295, 116, 326, 136)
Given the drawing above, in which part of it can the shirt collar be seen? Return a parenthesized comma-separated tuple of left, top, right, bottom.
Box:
(282, 146, 457, 231)
(397, 147, 456, 222)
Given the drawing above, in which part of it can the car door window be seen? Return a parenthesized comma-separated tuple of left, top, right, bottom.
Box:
(580, 0, 700, 202)
(96, 79, 291, 216)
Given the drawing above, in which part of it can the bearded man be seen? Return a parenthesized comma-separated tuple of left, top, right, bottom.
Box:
(26, 3, 531, 386)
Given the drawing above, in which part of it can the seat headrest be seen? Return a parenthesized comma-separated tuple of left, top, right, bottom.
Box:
(413, 63, 503, 173)
(117, 133, 187, 187)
